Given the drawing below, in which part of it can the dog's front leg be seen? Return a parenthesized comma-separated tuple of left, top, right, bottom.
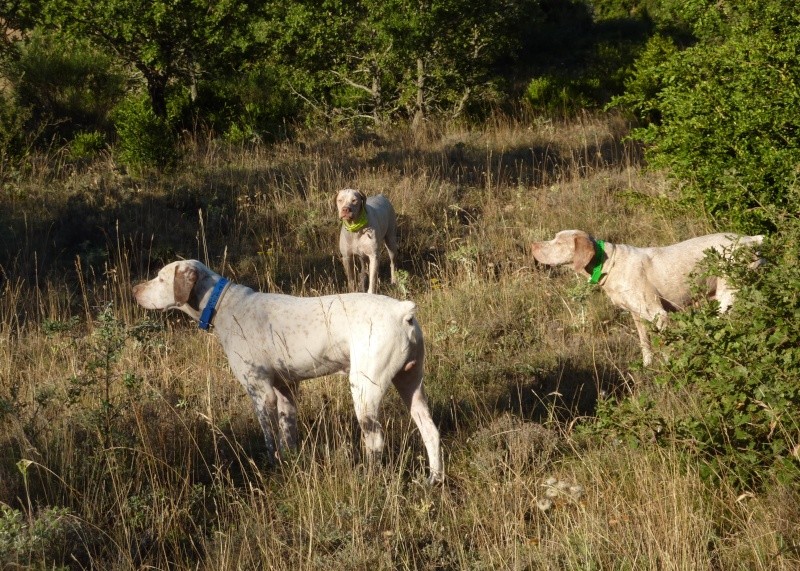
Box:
(245, 382, 282, 464)
(631, 315, 654, 367)
(366, 253, 380, 294)
(358, 255, 370, 293)
(342, 254, 357, 292)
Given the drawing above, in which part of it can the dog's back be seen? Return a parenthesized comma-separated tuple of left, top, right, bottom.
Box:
(366, 194, 397, 235)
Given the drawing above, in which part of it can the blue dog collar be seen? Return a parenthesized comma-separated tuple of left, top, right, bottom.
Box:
(198, 277, 230, 330)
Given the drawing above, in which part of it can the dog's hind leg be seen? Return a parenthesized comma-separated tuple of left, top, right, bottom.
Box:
(385, 219, 399, 285)
(392, 366, 443, 484)
(349, 371, 390, 462)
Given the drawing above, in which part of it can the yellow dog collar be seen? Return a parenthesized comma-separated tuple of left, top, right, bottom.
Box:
(342, 208, 369, 232)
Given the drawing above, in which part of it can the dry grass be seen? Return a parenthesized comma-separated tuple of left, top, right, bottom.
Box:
(1, 112, 797, 569)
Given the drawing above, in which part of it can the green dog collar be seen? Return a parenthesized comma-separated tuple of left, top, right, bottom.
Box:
(588, 239, 606, 285)
(342, 208, 369, 232)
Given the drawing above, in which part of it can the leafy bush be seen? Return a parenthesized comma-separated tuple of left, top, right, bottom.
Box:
(112, 94, 176, 171)
(12, 29, 126, 142)
(0, 504, 80, 568)
(609, 33, 678, 124)
(68, 131, 106, 162)
(525, 75, 594, 115)
(0, 93, 31, 164)
(592, 221, 800, 490)
(522, 4, 653, 115)
(219, 62, 300, 143)
(618, 0, 800, 233)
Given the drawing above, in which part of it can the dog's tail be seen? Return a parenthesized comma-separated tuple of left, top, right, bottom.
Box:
(397, 300, 423, 371)
(397, 299, 418, 324)
(745, 234, 766, 269)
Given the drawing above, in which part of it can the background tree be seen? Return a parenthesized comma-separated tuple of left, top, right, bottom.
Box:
(411, 0, 543, 120)
(42, 0, 259, 119)
(1, 0, 40, 41)
(260, 0, 543, 125)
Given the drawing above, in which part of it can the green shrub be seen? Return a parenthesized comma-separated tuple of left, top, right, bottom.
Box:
(223, 63, 300, 142)
(618, 0, 800, 233)
(609, 33, 678, 124)
(68, 131, 106, 162)
(0, 93, 31, 164)
(524, 76, 590, 115)
(12, 29, 126, 142)
(0, 504, 79, 568)
(112, 94, 176, 171)
(523, 16, 651, 116)
(592, 221, 800, 490)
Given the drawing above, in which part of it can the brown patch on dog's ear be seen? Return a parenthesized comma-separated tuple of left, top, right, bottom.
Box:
(572, 234, 597, 274)
(173, 265, 198, 305)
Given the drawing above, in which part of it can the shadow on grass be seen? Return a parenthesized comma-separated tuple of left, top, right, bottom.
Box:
(0, 118, 641, 294)
(432, 357, 626, 441)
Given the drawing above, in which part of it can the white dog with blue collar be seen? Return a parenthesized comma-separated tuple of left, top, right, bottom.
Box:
(132, 259, 443, 484)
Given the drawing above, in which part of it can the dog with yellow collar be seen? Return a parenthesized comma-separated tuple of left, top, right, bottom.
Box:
(336, 188, 399, 294)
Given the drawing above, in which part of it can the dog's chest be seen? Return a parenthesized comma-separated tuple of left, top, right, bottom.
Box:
(341, 226, 378, 254)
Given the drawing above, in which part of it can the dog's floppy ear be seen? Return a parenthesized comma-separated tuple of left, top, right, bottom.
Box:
(357, 190, 367, 205)
(173, 264, 199, 305)
(572, 234, 597, 274)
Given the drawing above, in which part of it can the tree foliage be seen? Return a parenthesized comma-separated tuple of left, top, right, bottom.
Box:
(618, 0, 800, 233)
(12, 31, 126, 139)
(41, 0, 259, 118)
(259, 0, 543, 124)
(1, 0, 549, 142)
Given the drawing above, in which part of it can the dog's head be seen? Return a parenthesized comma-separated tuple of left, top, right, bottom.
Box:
(336, 188, 367, 222)
(531, 230, 597, 274)
(132, 260, 216, 314)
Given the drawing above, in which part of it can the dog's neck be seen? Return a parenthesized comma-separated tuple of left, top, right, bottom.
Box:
(587, 240, 616, 286)
(177, 274, 230, 326)
(342, 208, 369, 232)
(198, 277, 231, 330)
(585, 239, 605, 285)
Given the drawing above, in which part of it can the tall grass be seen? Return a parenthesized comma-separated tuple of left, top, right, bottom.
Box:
(0, 112, 797, 569)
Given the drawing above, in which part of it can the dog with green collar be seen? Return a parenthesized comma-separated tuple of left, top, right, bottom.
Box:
(531, 229, 763, 366)
(337, 188, 399, 294)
